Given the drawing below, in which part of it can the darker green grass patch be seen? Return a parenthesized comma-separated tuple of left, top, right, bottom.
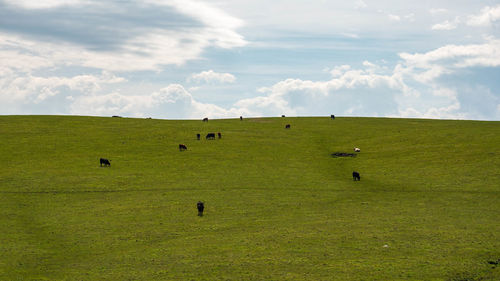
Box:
(331, 152, 357, 157)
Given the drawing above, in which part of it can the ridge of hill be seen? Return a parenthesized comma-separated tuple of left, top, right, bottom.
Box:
(1, 115, 499, 280)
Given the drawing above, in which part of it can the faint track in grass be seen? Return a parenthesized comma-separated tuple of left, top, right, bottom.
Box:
(0, 188, 498, 194)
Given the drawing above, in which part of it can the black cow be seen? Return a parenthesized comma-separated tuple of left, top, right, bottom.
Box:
(285, 124, 291, 129)
(218, 132, 222, 139)
(331, 114, 335, 119)
(179, 144, 187, 151)
(281, 115, 285, 117)
(100, 158, 111, 167)
(240, 116, 243, 121)
(206, 133, 216, 140)
(353, 171, 361, 181)
(197, 133, 201, 140)
(202, 117, 208, 122)
(197, 201, 204, 216)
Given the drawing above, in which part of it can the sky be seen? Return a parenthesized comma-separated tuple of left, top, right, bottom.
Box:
(1, 0, 500, 120)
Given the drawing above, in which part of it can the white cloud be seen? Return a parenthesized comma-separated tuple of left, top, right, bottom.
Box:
(431, 18, 460, 30)
(189, 70, 236, 84)
(141, 0, 246, 50)
(233, 62, 407, 117)
(168, 0, 247, 50)
(330, 65, 351, 77)
(412, 65, 449, 83)
(387, 13, 414, 23)
(149, 0, 244, 30)
(398, 102, 465, 120)
(69, 84, 246, 119)
(399, 38, 500, 69)
(467, 5, 500, 27)
(388, 14, 401, 22)
(70, 92, 155, 117)
(354, 0, 367, 10)
(0, 71, 125, 105)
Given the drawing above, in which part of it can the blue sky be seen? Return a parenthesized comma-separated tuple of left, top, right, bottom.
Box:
(1, 0, 499, 120)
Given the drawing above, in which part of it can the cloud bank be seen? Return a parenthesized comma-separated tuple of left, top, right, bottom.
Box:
(1, 37, 499, 120)
(0, 0, 247, 71)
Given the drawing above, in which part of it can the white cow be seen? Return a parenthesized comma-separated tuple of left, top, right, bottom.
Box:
(354, 147, 360, 152)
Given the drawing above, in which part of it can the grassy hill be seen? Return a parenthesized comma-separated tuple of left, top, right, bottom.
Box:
(0, 115, 499, 280)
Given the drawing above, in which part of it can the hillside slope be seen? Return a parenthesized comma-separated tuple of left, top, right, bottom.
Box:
(0, 115, 499, 280)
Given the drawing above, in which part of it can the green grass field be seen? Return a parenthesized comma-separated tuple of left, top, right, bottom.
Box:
(0, 115, 499, 280)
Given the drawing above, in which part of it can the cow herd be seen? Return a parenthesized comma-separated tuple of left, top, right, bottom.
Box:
(178, 132, 222, 151)
(99, 114, 362, 215)
(101, 116, 362, 182)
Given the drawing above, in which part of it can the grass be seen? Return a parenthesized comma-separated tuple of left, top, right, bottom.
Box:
(0, 115, 499, 280)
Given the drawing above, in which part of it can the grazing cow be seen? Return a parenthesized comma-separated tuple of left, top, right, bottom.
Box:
(100, 158, 111, 167)
(197, 201, 205, 216)
(202, 117, 208, 122)
(353, 171, 361, 181)
(218, 132, 222, 139)
(331, 114, 335, 119)
(285, 124, 291, 129)
(112, 115, 121, 118)
(281, 115, 285, 117)
(354, 147, 360, 152)
(206, 133, 216, 140)
(240, 116, 243, 121)
(197, 133, 201, 140)
(179, 144, 187, 151)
